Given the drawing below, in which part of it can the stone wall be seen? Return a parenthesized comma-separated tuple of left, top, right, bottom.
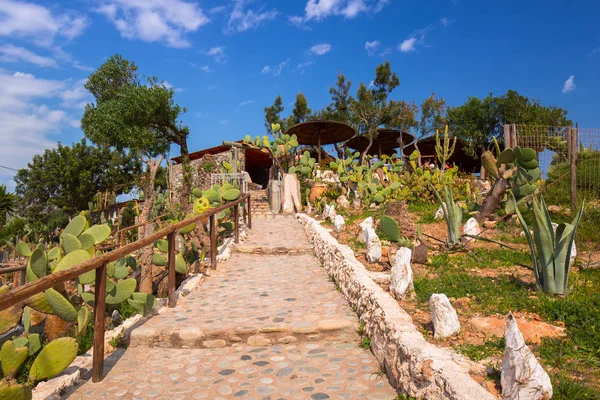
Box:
(296, 214, 498, 400)
(170, 152, 232, 204)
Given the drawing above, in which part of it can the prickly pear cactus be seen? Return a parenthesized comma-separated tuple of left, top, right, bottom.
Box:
(28, 337, 78, 382)
(380, 216, 401, 242)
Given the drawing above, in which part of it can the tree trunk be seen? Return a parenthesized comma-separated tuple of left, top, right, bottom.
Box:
(413, 138, 423, 167)
(178, 140, 192, 213)
(360, 138, 374, 165)
(138, 156, 162, 294)
(476, 177, 508, 224)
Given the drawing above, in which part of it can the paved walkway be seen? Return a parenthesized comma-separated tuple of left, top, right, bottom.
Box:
(65, 217, 397, 400)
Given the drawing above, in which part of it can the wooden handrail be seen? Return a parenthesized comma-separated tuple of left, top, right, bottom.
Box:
(0, 193, 250, 383)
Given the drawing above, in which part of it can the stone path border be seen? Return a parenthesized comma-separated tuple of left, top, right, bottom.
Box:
(297, 213, 498, 400)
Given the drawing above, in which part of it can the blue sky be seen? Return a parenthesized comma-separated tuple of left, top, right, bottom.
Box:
(0, 0, 598, 189)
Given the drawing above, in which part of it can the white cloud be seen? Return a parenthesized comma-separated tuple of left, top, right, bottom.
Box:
(341, 0, 367, 18)
(291, 0, 390, 24)
(440, 17, 451, 27)
(0, 0, 88, 46)
(261, 60, 290, 76)
(161, 80, 184, 93)
(209, 6, 226, 14)
(309, 43, 332, 55)
(398, 24, 433, 53)
(60, 78, 90, 109)
(220, 119, 230, 125)
(399, 37, 416, 52)
(96, 0, 209, 48)
(0, 45, 58, 68)
(226, 0, 278, 34)
(0, 70, 85, 182)
(365, 40, 380, 56)
(239, 100, 255, 106)
(562, 75, 576, 94)
(204, 46, 226, 62)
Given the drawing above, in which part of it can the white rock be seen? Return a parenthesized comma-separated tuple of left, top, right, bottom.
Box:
(551, 222, 577, 266)
(501, 313, 552, 400)
(365, 227, 382, 263)
(281, 173, 302, 214)
(352, 189, 361, 210)
(462, 217, 481, 243)
(334, 215, 345, 233)
(429, 293, 460, 338)
(357, 217, 373, 243)
(336, 194, 350, 209)
(322, 204, 336, 221)
(306, 203, 313, 214)
(435, 203, 446, 220)
(390, 247, 414, 300)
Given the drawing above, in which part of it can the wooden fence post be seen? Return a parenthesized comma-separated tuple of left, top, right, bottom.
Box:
(92, 262, 107, 383)
(167, 232, 176, 308)
(210, 214, 217, 270)
(570, 124, 578, 212)
(234, 205, 239, 244)
(247, 196, 252, 229)
(503, 124, 512, 148)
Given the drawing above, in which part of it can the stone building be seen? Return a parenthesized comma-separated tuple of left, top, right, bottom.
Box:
(169, 142, 272, 204)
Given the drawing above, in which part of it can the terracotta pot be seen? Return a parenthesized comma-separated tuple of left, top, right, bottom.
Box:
(309, 183, 326, 203)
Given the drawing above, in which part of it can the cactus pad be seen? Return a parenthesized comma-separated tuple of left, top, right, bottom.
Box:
(62, 215, 87, 238)
(28, 248, 47, 279)
(29, 337, 78, 382)
(82, 224, 111, 244)
(54, 250, 91, 273)
(78, 233, 95, 250)
(380, 216, 401, 242)
(113, 266, 129, 279)
(0, 380, 32, 400)
(175, 254, 187, 274)
(61, 233, 82, 254)
(25, 293, 54, 314)
(0, 340, 28, 378)
(0, 305, 23, 335)
(222, 188, 240, 201)
(16, 241, 31, 257)
(47, 247, 61, 260)
(44, 289, 78, 322)
(192, 187, 203, 198)
(127, 292, 157, 316)
(178, 214, 196, 234)
(151, 253, 167, 266)
(105, 278, 136, 305)
(77, 307, 90, 335)
(155, 239, 168, 253)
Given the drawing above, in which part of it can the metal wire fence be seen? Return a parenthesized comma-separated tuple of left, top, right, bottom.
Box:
(507, 124, 600, 208)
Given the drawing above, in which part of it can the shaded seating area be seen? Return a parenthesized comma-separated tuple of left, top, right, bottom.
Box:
(287, 120, 355, 163)
(346, 128, 415, 158)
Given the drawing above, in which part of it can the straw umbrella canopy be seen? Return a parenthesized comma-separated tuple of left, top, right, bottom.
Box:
(347, 128, 415, 158)
(287, 120, 355, 163)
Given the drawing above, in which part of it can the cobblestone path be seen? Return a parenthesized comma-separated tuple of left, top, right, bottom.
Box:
(66, 217, 397, 400)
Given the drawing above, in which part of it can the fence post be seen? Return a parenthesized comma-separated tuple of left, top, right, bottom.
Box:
(234, 205, 240, 244)
(210, 214, 217, 270)
(92, 262, 107, 383)
(503, 124, 512, 148)
(167, 232, 176, 308)
(18, 268, 25, 286)
(247, 195, 252, 229)
(570, 124, 578, 211)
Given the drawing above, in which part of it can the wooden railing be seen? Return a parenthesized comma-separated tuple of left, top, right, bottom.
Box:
(0, 193, 251, 383)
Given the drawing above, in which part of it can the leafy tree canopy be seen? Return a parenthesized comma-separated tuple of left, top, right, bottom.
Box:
(14, 139, 141, 220)
(0, 185, 17, 227)
(447, 90, 571, 155)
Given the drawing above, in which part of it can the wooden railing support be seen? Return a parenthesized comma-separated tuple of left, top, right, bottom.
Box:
(210, 214, 217, 270)
(167, 232, 176, 308)
(234, 205, 240, 244)
(247, 196, 252, 229)
(92, 262, 107, 383)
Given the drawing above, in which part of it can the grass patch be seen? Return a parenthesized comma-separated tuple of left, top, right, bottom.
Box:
(347, 238, 366, 252)
(417, 250, 600, 395)
(454, 336, 505, 362)
(407, 202, 438, 224)
(359, 336, 371, 351)
(77, 314, 95, 355)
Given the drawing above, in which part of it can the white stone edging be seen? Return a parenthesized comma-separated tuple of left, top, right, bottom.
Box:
(296, 213, 497, 400)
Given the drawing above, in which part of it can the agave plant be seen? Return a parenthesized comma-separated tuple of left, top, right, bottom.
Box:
(512, 193, 584, 296)
(432, 185, 462, 247)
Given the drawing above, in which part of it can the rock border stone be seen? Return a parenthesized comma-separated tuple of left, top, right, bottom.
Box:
(297, 213, 497, 400)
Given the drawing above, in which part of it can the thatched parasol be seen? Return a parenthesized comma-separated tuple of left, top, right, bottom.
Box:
(347, 129, 415, 158)
(287, 120, 355, 162)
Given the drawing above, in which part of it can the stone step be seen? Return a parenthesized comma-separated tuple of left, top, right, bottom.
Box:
(129, 318, 358, 349)
(232, 242, 314, 255)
